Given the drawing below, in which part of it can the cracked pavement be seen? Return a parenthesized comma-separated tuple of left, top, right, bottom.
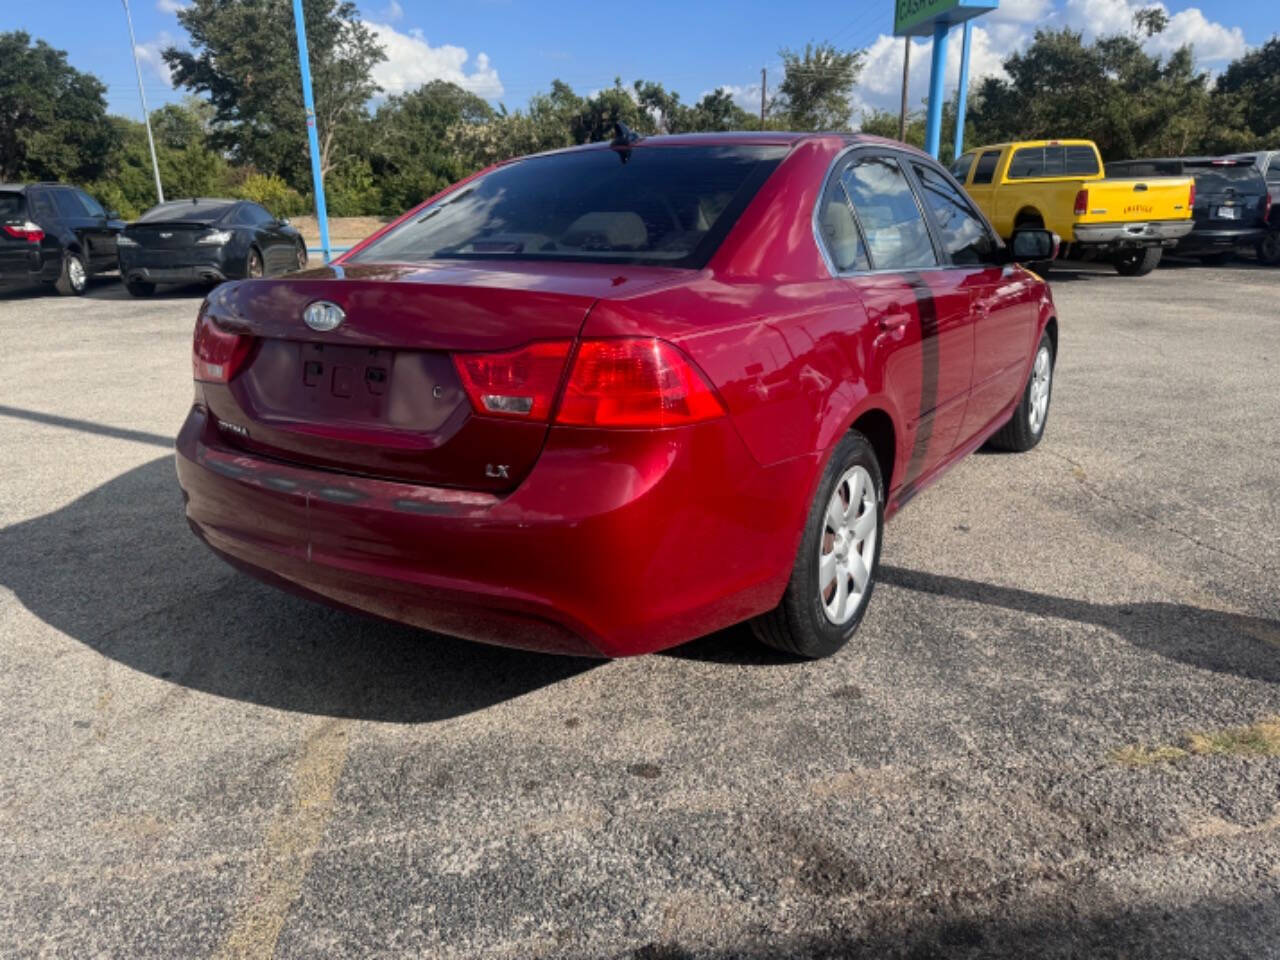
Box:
(1, 257, 1278, 958)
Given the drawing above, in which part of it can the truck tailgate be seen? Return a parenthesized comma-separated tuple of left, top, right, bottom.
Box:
(1076, 177, 1193, 224)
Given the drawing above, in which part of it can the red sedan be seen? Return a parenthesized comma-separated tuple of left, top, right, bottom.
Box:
(176, 131, 1058, 659)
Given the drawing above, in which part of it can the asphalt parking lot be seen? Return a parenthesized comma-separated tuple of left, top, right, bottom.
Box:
(1, 257, 1278, 959)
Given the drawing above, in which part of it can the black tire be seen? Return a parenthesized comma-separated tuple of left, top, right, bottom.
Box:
(125, 280, 157, 297)
(54, 251, 88, 296)
(1258, 231, 1280, 266)
(750, 431, 884, 659)
(987, 331, 1054, 453)
(295, 242, 308, 272)
(1113, 246, 1162, 277)
(1199, 251, 1234, 266)
(246, 247, 264, 279)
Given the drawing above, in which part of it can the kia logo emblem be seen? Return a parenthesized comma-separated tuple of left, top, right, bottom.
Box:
(303, 300, 345, 332)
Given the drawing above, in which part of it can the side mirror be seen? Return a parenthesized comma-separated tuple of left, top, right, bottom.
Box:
(106, 210, 121, 220)
(278, 216, 291, 227)
(1009, 229, 1059, 263)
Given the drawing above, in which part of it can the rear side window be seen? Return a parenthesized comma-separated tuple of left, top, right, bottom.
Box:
(816, 172, 868, 273)
(28, 190, 55, 220)
(950, 152, 975, 183)
(912, 163, 997, 266)
(53, 190, 89, 218)
(972, 151, 1000, 185)
(351, 145, 788, 269)
(1266, 159, 1280, 185)
(841, 155, 937, 270)
(0, 192, 24, 219)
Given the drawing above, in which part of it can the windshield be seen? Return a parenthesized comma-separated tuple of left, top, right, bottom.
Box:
(349, 144, 788, 269)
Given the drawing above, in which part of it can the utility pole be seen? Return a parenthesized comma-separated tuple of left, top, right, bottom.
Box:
(292, 0, 332, 263)
(122, 0, 164, 204)
(760, 67, 766, 127)
(897, 36, 911, 143)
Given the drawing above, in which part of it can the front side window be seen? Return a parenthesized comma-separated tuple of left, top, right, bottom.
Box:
(53, 190, 88, 219)
(816, 169, 868, 273)
(972, 151, 1001, 185)
(76, 190, 106, 217)
(351, 144, 788, 269)
(912, 163, 997, 266)
(245, 203, 275, 226)
(950, 152, 975, 183)
(841, 155, 937, 270)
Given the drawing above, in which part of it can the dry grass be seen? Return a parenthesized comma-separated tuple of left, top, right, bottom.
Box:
(1112, 716, 1280, 766)
(292, 215, 391, 249)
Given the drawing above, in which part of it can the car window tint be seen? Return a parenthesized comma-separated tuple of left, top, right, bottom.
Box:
(28, 190, 55, 220)
(816, 172, 868, 272)
(350, 145, 788, 269)
(1041, 147, 1066, 176)
(1065, 146, 1100, 176)
(0, 192, 24, 218)
(1008, 147, 1044, 179)
(842, 155, 937, 270)
(138, 200, 235, 222)
(53, 190, 89, 218)
(231, 205, 255, 226)
(912, 163, 997, 266)
(245, 204, 274, 225)
(949, 152, 975, 183)
(972, 151, 1000, 185)
(1188, 165, 1266, 193)
(1265, 163, 1280, 185)
(76, 190, 106, 217)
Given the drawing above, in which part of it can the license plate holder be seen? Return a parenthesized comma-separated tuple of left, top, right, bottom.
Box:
(1216, 206, 1240, 220)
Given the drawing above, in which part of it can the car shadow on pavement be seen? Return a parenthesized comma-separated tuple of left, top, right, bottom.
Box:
(879, 564, 1280, 684)
(0, 452, 595, 723)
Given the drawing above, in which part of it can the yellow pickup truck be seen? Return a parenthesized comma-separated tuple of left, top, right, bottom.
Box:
(950, 139, 1194, 276)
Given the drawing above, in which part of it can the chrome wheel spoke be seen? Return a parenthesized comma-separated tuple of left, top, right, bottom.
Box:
(852, 508, 876, 541)
(819, 550, 838, 587)
(849, 553, 869, 592)
(826, 493, 844, 532)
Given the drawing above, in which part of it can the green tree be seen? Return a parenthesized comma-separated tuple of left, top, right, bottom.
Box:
(771, 42, 865, 131)
(0, 31, 117, 183)
(164, 0, 385, 191)
(1215, 38, 1280, 144)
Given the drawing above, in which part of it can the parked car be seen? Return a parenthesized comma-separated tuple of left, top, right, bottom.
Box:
(1105, 157, 1270, 264)
(951, 139, 1194, 276)
(117, 198, 306, 296)
(1224, 150, 1280, 264)
(0, 182, 123, 295)
(176, 132, 1059, 660)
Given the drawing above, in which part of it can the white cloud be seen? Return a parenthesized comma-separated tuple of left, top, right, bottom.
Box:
(134, 32, 176, 87)
(156, 0, 189, 13)
(1062, 0, 1246, 61)
(368, 22, 503, 99)
(989, 0, 1054, 23)
(699, 84, 763, 113)
(380, 0, 403, 22)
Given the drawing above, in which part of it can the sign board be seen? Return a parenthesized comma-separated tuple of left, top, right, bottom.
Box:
(894, 0, 998, 36)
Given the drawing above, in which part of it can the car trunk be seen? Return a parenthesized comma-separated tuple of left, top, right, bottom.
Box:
(1187, 164, 1268, 230)
(198, 261, 687, 492)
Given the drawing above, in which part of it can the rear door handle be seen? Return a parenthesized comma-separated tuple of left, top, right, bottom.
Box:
(876, 309, 912, 331)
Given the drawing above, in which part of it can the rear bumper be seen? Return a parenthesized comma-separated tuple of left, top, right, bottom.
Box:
(1072, 220, 1194, 246)
(175, 405, 812, 657)
(1175, 228, 1268, 254)
(121, 263, 228, 284)
(119, 248, 234, 285)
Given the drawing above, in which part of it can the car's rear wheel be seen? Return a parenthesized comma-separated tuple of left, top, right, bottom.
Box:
(1258, 231, 1280, 266)
(1113, 246, 1162, 276)
(125, 280, 156, 297)
(751, 431, 883, 659)
(246, 247, 264, 279)
(295, 242, 308, 271)
(54, 251, 88, 296)
(988, 332, 1054, 453)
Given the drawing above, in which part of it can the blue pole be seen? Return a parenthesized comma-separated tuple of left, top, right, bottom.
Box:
(954, 20, 973, 161)
(924, 19, 950, 159)
(291, 0, 332, 263)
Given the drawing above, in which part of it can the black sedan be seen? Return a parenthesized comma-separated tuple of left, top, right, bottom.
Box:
(117, 198, 307, 296)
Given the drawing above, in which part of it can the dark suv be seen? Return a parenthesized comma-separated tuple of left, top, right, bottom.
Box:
(1105, 157, 1270, 264)
(0, 183, 123, 295)
(1226, 150, 1280, 264)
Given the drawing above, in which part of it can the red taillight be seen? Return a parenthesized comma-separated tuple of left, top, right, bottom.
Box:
(453, 340, 572, 421)
(1189, 181, 1196, 209)
(1073, 189, 1089, 217)
(192, 311, 254, 383)
(2, 221, 44, 244)
(556, 338, 726, 427)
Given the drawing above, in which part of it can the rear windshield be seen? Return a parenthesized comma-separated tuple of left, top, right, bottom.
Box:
(0, 192, 25, 219)
(349, 144, 789, 269)
(137, 200, 234, 223)
(1186, 164, 1265, 193)
(1009, 145, 1099, 178)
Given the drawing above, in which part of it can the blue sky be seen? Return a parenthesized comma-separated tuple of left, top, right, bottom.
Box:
(8, 0, 1276, 124)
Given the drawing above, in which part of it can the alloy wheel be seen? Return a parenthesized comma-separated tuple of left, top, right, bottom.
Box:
(818, 465, 878, 625)
(68, 256, 86, 291)
(1028, 344, 1052, 434)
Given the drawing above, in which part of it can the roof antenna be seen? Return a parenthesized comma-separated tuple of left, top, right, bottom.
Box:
(611, 120, 641, 164)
